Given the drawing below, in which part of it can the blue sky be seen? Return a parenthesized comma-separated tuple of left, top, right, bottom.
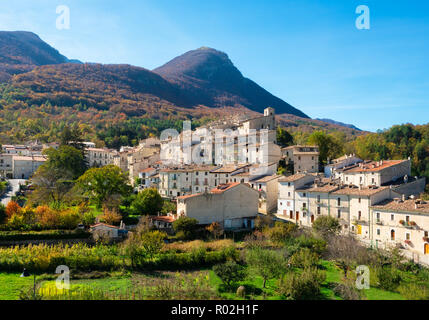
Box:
(0, 0, 428, 132)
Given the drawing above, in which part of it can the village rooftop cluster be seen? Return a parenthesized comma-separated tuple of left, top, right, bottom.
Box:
(1, 108, 428, 266)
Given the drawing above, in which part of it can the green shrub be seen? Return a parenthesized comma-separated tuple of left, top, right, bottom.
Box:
(289, 248, 319, 268)
(377, 267, 402, 291)
(398, 283, 429, 300)
(0, 229, 90, 241)
(213, 261, 246, 289)
(246, 247, 286, 288)
(332, 281, 365, 300)
(173, 217, 198, 240)
(277, 268, 326, 300)
(312, 216, 340, 239)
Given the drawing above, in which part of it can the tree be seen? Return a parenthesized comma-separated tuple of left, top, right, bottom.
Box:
(140, 230, 166, 259)
(161, 200, 177, 215)
(29, 166, 74, 206)
(213, 261, 246, 289)
(245, 247, 286, 288)
(254, 215, 273, 231)
(131, 188, 163, 215)
(172, 217, 198, 240)
(76, 165, 132, 209)
(264, 221, 297, 244)
(43, 145, 87, 179)
(60, 124, 85, 152)
(206, 222, 224, 240)
(99, 208, 122, 225)
(5, 201, 21, 219)
(308, 131, 343, 165)
(277, 267, 326, 300)
(276, 127, 294, 148)
(312, 216, 341, 239)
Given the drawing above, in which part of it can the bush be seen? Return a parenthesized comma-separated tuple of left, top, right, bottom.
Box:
(277, 268, 326, 300)
(213, 261, 246, 289)
(131, 188, 163, 215)
(312, 216, 340, 239)
(333, 281, 365, 300)
(0, 230, 90, 241)
(376, 267, 402, 291)
(246, 247, 286, 288)
(173, 217, 198, 240)
(289, 248, 319, 268)
(5, 201, 21, 219)
(264, 222, 297, 244)
(398, 283, 429, 300)
(99, 209, 122, 226)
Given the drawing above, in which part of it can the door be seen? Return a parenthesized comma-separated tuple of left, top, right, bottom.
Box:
(296, 212, 299, 221)
(391, 229, 395, 241)
(425, 243, 429, 255)
(311, 215, 315, 223)
(357, 225, 362, 235)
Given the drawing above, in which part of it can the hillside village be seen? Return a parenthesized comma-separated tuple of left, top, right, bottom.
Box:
(1, 107, 429, 267)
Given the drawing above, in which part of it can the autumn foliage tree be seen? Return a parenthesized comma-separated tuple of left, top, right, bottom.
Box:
(5, 201, 21, 219)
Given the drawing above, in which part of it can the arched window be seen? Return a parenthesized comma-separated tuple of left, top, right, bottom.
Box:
(391, 229, 395, 241)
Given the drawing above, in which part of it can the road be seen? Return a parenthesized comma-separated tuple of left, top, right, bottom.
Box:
(1, 179, 27, 206)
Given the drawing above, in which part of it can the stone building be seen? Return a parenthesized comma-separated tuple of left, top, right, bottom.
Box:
(282, 145, 319, 174)
(176, 182, 258, 229)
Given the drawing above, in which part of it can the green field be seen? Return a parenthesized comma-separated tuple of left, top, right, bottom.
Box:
(0, 261, 411, 300)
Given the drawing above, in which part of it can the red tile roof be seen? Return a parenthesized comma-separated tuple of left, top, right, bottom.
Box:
(343, 160, 408, 173)
(150, 216, 176, 223)
(210, 182, 241, 193)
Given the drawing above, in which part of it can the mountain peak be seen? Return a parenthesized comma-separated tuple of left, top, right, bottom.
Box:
(153, 47, 308, 118)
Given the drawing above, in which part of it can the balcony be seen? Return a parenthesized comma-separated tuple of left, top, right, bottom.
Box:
(353, 219, 369, 226)
(375, 220, 383, 226)
(399, 220, 419, 230)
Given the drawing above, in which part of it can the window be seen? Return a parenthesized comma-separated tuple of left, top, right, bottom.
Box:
(337, 209, 341, 218)
(358, 198, 361, 203)
(406, 216, 410, 222)
(391, 214, 394, 221)
(287, 201, 290, 206)
(358, 211, 362, 220)
(377, 229, 380, 236)
(317, 195, 321, 202)
(425, 231, 428, 238)
(317, 207, 321, 215)
(288, 192, 291, 197)
(337, 198, 341, 206)
(303, 203, 306, 209)
(376, 212, 380, 221)
(303, 193, 307, 197)
(406, 233, 410, 240)
(391, 229, 395, 241)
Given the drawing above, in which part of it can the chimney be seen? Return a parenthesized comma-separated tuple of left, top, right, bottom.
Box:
(402, 194, 406, 202)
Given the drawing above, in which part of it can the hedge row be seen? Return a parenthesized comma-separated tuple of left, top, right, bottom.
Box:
(0, 230, 90, 241)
